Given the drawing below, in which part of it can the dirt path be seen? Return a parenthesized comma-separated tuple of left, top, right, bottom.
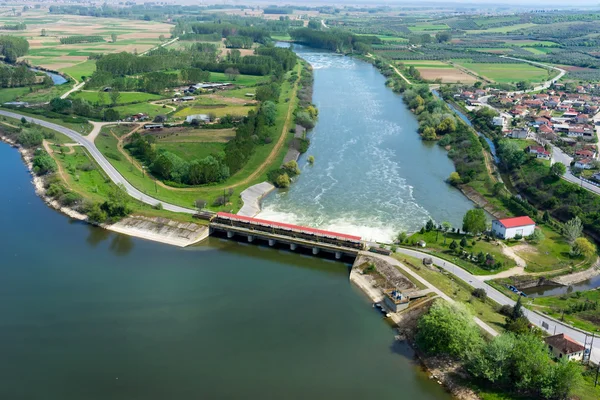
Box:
(481, 243, 527, 280)
(42, 140, 71, 183)
(149, 100, 177, 112)
(366, 53, 412, 84)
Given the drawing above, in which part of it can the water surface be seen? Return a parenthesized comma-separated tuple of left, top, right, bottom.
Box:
(0, 142, 449, 399)
(259, 46, 474, 241)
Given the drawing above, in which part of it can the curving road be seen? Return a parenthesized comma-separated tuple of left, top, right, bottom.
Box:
(0, 109, 196, 214)
(395, 247, 599, 364)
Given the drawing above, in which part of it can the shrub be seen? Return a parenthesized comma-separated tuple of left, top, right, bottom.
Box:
(472, 288, 487, 300)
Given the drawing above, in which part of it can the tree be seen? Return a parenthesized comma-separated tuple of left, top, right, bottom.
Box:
(448, 171, 461, 186)
(472, 288, 486, 300)
(527, 228, 545, 243)
(510, 334, 553, 393)
(563, 216, 583, 244)
(41, 28, 46, 37)
(111, 33, 117, 43)
(511, 296, 524, 321)
(542, 211, 550, 223)
(103, 108, 120, 121)
(506, 316, 531, 335)
(282, 160, 300, 177)
(109, 89, 121, 106)
(307, 155, 315, 164)
(224, 67, 240, 81)
(449, 240, 458, 251)
(396, 231, 408, 243)
(87, 203, 107, 223)
(159, 34, 165, 41)
(421, 126, 437, 140)
(442, 221, 452, 244)
(275, 173, 290, 188)
(542, 358, 581, 400)
(435, 31, 452, 43)
(497, 139, 526, 171)
(100, 184, 130, 219)
(195, 198, 207, 210)
(425, 219, 435, 231)
(261, 101, 277, 126)
(49, 97, 72, 113)
(416, 300, 483, 360)
(571, 237, 596, 258)
(466, 333, 515, 384)
(462, 208, 487, 235)
(460, 237, 468, 248)
(97, 89, 106, 105)
(550, 162, 566, 177)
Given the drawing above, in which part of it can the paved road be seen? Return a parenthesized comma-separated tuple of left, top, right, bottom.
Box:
(0, 109, 196, 214)
(499, 56, 567, 92)
(395, 247, 600, 364)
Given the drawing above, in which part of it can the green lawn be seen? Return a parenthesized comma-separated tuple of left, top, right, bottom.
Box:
(173, 105, 255, 119)
(0, 87, 31, 103)
(407, 230, 516, 275)
(155, 142, 226, 162)
(530, 289, 600, 333)
(466, 23, 538, 34)
(395, 254, 507, 333)
(209, 72, 269, 86)
(71, 91, 163, 104)
(59, 60, 97, 80)
(218, 87, 257, 100)
(271, 34, 292, 41)
(452, 61, 552, 83)
(113, 103, 173, 119)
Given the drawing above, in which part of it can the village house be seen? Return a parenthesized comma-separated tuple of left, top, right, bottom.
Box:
(575, 158, 594, 169)
(128, 113, 149, 122)
(538, 124, 554, 135)
(492, 116, 504, 127)
(527, 145, 551, 160)
(491, 216, 536, 240)
(575, 149, 596, 159)
(576, 114, 589, 124)
(509, 127, 529, 139)
(544, 334, 585, 361)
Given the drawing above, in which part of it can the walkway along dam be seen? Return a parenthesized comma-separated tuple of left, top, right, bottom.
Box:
(209, 212, 365, 261)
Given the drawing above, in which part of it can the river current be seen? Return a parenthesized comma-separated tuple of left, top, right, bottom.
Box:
(259, 46, 474, 242)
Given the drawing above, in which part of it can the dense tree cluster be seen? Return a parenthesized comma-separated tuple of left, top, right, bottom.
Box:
(59, 36, 105, 44)
(290, 28, 381, 53)
(1, 22, 26, 31)
(417, 300, 581, 400)
(0, 64, 37, 87)
(0, 35, 29, 63)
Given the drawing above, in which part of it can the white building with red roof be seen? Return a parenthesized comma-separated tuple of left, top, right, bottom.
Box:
(492, 216, 536, 239)
(544, 333, 585, 361)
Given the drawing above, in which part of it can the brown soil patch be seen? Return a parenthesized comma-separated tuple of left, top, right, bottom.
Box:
(221, 48, 255, 57)
(38, 62, 78, 70)
(148, 127, 235, 143)
(206, 94, 257, 105)
(419, 68, 477, 83)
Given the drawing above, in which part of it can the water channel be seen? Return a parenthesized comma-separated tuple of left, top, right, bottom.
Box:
(259, 45, 475, 242)
(30, 68, 68, 85)
(0, 142, 451, 399)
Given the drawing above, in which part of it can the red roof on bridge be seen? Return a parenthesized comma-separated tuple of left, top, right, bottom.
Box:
(216, 212, 362, 241)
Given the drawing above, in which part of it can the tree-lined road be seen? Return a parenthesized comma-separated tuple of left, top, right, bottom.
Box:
(395, 247, 599, 364)
(0, 109, 196, 214)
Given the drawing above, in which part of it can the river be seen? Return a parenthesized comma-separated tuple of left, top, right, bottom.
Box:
(0, 142, 450, 398)
(30, 68, 68, 85)
(258, 46, 475, 242)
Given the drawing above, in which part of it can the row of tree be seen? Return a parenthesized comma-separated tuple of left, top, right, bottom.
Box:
(0, 64, 39, 88)
(289, 28, 381, 53)
(0, 35, 29, 63)
(59, 35, 105, 44)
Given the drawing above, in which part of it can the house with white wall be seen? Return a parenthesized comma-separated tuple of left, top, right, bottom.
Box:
(491, 216, 536, 239)
(544, 334, 585, 361)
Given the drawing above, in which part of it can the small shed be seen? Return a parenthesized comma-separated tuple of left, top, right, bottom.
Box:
(383, 290, 409, 313)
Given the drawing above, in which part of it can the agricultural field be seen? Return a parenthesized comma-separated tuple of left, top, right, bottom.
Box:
(465, 23, 538, 34)
(70, 91, 163, 105)
(60, 60, 97, 80)
(452, 61, 553, 83)
(155, 142, 227, 162)
(173, 104, 256, 119)
(3, 9, 171, 73)
(407, 23, 450, 32)
(400, 60, 477, 83)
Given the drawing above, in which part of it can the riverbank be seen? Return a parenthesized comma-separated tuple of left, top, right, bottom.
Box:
(349, 254, 479, 400)
(0, 137, 208, 247)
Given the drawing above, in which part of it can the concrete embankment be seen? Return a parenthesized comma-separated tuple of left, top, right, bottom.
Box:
(553, 263, 600, 285)
(237, 181, 275, 217)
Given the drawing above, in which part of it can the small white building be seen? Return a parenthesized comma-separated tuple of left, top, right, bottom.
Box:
(575, 158, 594, 170)
(492, 216, 536, 240)
(492, 116, 504, 127)
(544, 334, 585, 361)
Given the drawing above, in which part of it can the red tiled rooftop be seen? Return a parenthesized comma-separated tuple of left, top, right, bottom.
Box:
(496, 216, 535, 228)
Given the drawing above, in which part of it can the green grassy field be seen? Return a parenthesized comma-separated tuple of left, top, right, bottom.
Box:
(407, 230, 516, 275)
(174, 105, 255, 119)
(408, 23, 450, 32)
(452, 61, 552, 83)
(400, 60, 453, 68)
(59, 61, 97, 80)
(466, 23, 538, 34)
(395, 254, 507, 333)
(155, 142, 226, 162)
(0, 87, 31, 103)
(71, 91, 163, 104)
(531, 289, 600, 332)
(209, 72, 269, 86)
(113, 103, 173, 119)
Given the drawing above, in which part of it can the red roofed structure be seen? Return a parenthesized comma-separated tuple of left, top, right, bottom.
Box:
(214, 212, 362, 242)
(492, 216, 536, 239)
(544, 334, 585, 361)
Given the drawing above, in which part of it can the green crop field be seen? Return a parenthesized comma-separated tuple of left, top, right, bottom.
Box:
(155, 142, 226, 162)
(174, 105, 256, 119)
(466, 23, 538, 34)
(59, 61, 97, 80)
(400, 60, 453, 68)
(452, 61, 552, 83)
(208, 72, 269, 86)
(71, 91, 163, 104)
(113, 103, 173, 119)
(408, 23, 450, 32)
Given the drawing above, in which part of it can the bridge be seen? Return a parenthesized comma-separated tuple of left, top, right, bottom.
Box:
(209, 212, 365, 259)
